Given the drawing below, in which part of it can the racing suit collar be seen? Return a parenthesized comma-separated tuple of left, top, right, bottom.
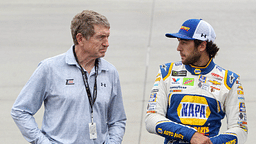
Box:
(185, 58, 215, 75)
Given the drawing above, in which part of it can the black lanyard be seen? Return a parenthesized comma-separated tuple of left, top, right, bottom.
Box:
(73, 47, 98, 114)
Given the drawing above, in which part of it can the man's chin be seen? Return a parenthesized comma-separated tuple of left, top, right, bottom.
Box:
(181, 60, 190, 65)
(181, 59, 186, 64)
(99, 54, 105, 58)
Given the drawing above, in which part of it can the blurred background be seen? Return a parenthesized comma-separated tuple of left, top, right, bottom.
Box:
(1, 0, 255, 143)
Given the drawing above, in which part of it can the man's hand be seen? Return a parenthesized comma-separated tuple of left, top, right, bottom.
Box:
(190, 132, 213, 144)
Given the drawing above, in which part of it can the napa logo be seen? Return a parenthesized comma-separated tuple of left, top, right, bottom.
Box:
(157, 128, 163, 134)
(177, 95, 211, 126)
(194, 69, 201, 74)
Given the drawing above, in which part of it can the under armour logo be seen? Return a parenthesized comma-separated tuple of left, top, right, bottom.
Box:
(101, 83, 106, 87)
(201, 33, 207, 38)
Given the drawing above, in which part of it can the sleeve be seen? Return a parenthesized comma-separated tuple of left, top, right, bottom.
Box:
(210, 72, 248, 144)
(11, 61, 51, 144)
(106, 70, 126, 144)
(145, 65, 197, 142)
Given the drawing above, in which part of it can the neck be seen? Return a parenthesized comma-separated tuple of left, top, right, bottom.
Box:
(74, 46, 96, 74)
(192, 54, 210, 67)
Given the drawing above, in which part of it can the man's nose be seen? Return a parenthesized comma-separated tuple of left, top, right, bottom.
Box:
(103, 38, 109, 47)
(177, 43, 182, 51)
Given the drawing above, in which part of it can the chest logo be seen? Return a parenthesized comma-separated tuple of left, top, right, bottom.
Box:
(194, 69, 201, 74)
(183, 78, 194, 86)
(172, 78, 181, 84)
(66, 79, 74, 85)
(199, 75, 207, 83)
(172, 70, 187, 76)
(177, 95, 211, 126)
(209, 80, 221, 85)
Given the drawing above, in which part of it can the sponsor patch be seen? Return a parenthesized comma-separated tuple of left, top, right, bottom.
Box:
(199, 75, 206, 83)
(211, 73, 223, 80)
(172, 78, 181, 85)
(209, 86, 220, 95)
(239, 102, 246, 112)
(238, 121, 247, 126)
(209, 80, 221, 85)
(237, 85, 243, 90)
(149, 93, 157, 102)
(170, 90, 182, 93)
(198, 82, 209, 91)
(177, 95, 211, 126)
(151, 89, 159, 93)
(175, 61, 182, 66)
(170, 86, 187, 89)
(241, 126, 248, 132)
(210, 86, 220, 91)
(238, 96, 245, 100)
(172, 70, 187, 77)
(147, 103, 156, 111)
(66, 79, 74, 85)
(183, 78, 194, 86)
(239, 112, 247, 121)
(181, 26, 190, 31)
(237, 90, 244, 95)
(194, 69, 201, 74)
(216, 65, 224, 72)
(147, 110, 156, 113)
(157, 128, 163, 134)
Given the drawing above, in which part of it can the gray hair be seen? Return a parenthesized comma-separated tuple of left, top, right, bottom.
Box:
(70, 10, 110, 45)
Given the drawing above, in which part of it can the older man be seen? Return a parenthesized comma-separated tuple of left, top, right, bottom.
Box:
(11, 10, 126, 144)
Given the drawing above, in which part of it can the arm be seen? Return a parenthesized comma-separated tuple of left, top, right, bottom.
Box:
(145, 66, 197, 142)
(210, 73, 248, 144)
(11, 61, 51, 144)
(106, 70, 126, 144)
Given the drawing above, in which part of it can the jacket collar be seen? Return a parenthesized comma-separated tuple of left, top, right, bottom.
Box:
(185, 59, 215, 75)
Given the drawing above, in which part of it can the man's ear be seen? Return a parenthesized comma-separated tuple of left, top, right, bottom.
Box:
(76, 33, 83, 45)
(199, 41, 207, 52)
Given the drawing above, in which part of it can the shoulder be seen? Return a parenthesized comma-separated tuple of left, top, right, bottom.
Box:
(99, 58, 119, 74)
(224, 69, 240, 90)
(214, 64, 240, 90)
(39, 53, 66, 67)
(99, 58, 116, 69)
(159, 61, 183, 80)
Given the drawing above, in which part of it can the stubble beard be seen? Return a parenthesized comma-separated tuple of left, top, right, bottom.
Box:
(182, 49, 201, 65)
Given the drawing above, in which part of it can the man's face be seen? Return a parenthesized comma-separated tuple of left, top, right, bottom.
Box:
(82, 24, 110, 58)
(177, 38, 201, 65)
